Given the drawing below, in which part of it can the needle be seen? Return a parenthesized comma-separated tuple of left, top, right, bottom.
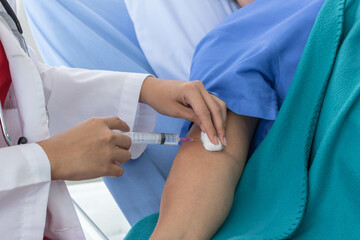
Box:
(179, 137, 201, 142)
(179, 137, 193, 142)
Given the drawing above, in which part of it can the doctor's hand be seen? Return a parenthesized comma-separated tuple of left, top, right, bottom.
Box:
(37, 117, 132, 181)
(140, 77, 227, 145)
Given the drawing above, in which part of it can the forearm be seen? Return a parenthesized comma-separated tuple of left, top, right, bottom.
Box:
(153, 143, 242, 240)
(151, 111, 258, 239)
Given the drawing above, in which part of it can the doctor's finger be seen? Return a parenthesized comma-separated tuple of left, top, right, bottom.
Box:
(109, 164, 124, 177)
(174, 104, 198, 123)
(210, 95, 228, 145)
(198, 90, 227, 146)
(104, 116, 130, 132)
(112, 148, 132, 164)
(193, 83, 226, 144)
(113, 133, 132, 150)
(176, 105, 216, 139)
(186, 89, 218, 144)
(212, 95, 227, 124)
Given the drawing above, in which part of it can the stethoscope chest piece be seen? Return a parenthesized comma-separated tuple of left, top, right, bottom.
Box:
(17, 137, 28, 145)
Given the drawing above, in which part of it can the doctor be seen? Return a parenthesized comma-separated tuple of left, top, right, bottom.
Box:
(0, 0, 227, 239)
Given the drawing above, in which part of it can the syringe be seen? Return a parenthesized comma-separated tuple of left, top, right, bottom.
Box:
(123, 132, 193, 145)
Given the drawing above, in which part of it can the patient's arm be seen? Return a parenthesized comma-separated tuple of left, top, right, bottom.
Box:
(150, 111, 258, 240)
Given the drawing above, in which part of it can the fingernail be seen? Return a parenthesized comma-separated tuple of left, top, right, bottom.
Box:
(213, 136, 219, 145)
(222, 137, 228, 146)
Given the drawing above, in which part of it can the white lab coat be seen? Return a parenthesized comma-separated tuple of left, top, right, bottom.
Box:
(0, 1, 156, 239)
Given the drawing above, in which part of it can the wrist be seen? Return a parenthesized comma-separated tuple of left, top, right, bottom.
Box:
(37, 139, 59, 180)
(140, 76, 157, 104)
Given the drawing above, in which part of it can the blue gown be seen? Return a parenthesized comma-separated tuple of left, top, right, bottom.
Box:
(22, 0, 185, 225)
(186, 0, 325, 153)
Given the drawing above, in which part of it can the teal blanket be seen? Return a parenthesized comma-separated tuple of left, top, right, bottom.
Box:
(125, 0, 360, 239)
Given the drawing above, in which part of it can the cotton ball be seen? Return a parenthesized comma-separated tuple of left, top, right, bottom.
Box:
(201, 131, 224, 152)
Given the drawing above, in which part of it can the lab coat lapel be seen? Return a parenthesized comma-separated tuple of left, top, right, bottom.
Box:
(1, 18, 84, 239)
(0, 16, 50, 142)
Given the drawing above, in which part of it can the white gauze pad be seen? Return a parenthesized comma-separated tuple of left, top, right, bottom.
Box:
(201, 131, 224, 152)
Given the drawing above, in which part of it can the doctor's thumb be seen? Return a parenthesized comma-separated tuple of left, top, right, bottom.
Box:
(104, 116, 130, 132)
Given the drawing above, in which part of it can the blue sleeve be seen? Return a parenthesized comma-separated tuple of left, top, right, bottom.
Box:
(191, 29, 279, 121)
(190, 0, 324, 122)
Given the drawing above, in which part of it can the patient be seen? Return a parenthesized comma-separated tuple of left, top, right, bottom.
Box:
(149, 0, 326, 238)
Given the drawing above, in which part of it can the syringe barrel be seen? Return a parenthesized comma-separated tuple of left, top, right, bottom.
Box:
(124, 132, 180, 145)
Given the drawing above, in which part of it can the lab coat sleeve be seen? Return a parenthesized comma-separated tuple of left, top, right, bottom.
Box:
(0, 143, 51, 239)
(37, 63, 157, 159)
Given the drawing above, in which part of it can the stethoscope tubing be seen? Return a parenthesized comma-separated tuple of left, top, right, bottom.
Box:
(0, 0, 22, 33)
(0, 103, 13, 146)
(0, 0, 27, 146)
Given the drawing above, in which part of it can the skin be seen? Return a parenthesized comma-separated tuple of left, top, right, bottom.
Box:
(150, 111, 258, 239)
(237, 0, 255, 7)
(37, 76, 227, 181)
(141, 77, 227, 146)
(37, 116, 131, 180)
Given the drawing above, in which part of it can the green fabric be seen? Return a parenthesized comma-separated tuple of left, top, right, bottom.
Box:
(124, 0, 360, 239)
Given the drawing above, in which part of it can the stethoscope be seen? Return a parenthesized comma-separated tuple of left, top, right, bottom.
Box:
(0, 0, 28, 146)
